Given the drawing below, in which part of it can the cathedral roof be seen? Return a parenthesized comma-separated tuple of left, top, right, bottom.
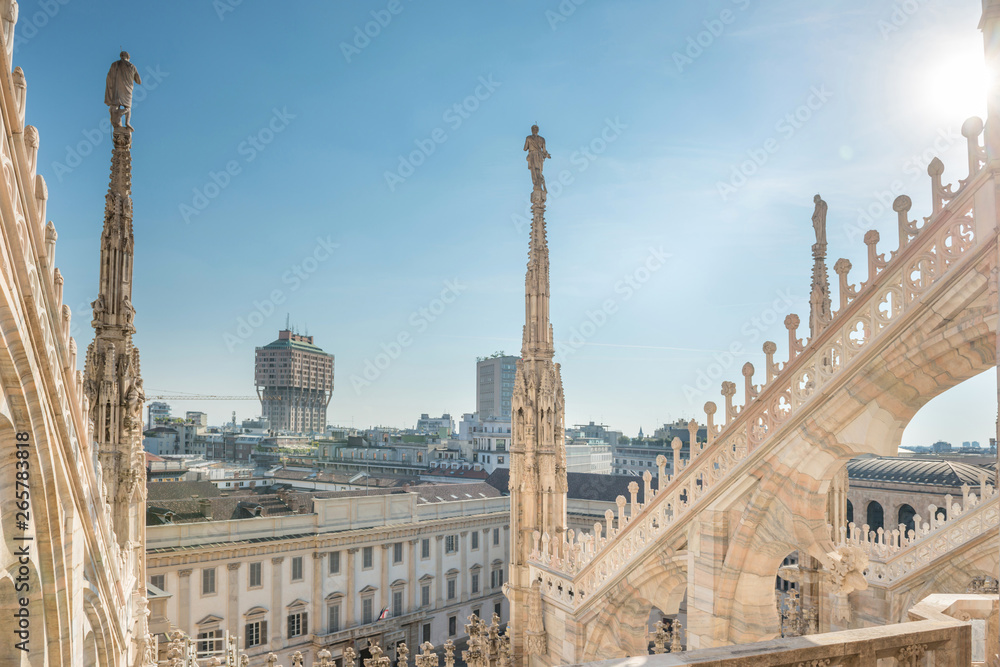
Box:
(847, 457, 994, 488)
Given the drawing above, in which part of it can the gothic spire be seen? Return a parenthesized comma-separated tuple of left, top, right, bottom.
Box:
(522, 124, 554, 361)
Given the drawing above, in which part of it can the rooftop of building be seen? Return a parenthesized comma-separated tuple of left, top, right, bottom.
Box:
(485, 468, 647, 503)
(257, 329, 333, 356)
(269, 468, 419, 488)
(846, 456, 995, 488)
(145, 481, 503, 528)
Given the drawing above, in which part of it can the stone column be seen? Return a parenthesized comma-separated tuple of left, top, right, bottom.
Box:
(270, 557, 284, 648)
(227, 562, 241, 639)
(177, 569, 192, 631)
(312, 553, 323, 636)
(346, 548, 357, 627)
(687, 510, 730, 650)
(460, 531, 469, 602)
(408, 539, 418, 613)
(435, 535, 444, 606)
(381, 544, 390, 616)
(981, 0, 1000, 160)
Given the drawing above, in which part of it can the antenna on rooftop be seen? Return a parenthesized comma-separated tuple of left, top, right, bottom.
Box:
(285, 313, 290, 330)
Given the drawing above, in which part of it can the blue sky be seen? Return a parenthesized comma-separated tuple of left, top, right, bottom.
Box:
(16, 0, 994, 447)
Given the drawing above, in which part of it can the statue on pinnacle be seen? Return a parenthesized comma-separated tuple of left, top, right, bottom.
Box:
(524, 124, 551, 193)
(811, 193, 828, 248)
(105, 51, 142, 130)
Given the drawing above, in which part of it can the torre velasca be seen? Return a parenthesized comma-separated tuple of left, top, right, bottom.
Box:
(254, 328, 334, 433)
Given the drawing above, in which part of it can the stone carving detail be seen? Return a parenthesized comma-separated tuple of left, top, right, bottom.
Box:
(525, 579, 547, 655)
(823, 544, 869, 596)
(896, 643, 926, 667)
(968, 575, 1000, 594)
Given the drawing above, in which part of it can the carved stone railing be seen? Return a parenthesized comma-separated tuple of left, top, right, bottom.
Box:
(835, 483, 1000, 585)
(529, 116, 995, 609)
(560, 619, 971, 667)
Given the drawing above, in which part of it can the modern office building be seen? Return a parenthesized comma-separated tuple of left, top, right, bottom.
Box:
(148, 400, 171, 429)
(255, 329, 335, 433)
(476, 354, 518, 419)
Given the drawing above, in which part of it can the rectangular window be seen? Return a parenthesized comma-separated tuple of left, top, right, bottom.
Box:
(393, 590, 403, 617)
(422, 623, 431, 644)
(150, 574, 165, 591)
(286, 611, 307, 638)
(328, 604, 341, 634)
(447, 578, 456, 600)
(471, 573, 480, 595)
(473, 608, 480, 621)
(362, 598, 374, 625)
(201, 568, 216, 595)
(329, 551, 340, 575)
(493, 528, 500, 545)
(362, 546, 374, 570)
(197, 630, 222, 654)
(471, 531, 479, 550)
(494, 602, 502, 619)
(245, 620, 266, 648)
(421, 539, 430, 559)
(291, 556, 303, 581)
(445, 535, 458, 554)
(393, 542, 403, 564)
(491, 569, 504, 589)
(448, 615, 457, 637)
(421, 585, 430, 607)
(249, 562, 262, 588)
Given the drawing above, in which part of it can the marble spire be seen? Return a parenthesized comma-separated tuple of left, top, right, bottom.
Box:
(509, 126, 567, 663)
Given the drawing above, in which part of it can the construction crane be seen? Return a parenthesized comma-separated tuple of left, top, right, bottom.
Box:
(144, 395, 259, 401)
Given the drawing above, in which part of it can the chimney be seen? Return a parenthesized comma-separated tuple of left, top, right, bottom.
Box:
(199, 498, 212, 520)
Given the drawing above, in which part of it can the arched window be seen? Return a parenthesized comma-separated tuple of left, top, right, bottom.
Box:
(897, 504, 916, 534)
(846, 499, 854, 526)
(866, 500, 884, 533)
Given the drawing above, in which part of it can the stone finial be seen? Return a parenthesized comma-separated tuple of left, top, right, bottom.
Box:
(671, 436, 683, 473)
(616, 495, 627, 528)
(742, 362, 757, 404)
(703, 401, 717, 445)
(720, 381, 737, 425)
(892, 195, 917, 251)
(687, 418, 699, 456)
(784, 314, 804, 359)
(833, 258, 857, 311)
(627, 481, 639, 516)
(655, 454, 667, 484)
(961, 116, 986, 184)
(604, 509, 614, 538)
(762, 341, 779, 383)
(863, 230, 887, 286)
(642, 469, 653, 503)
(926, 157, 955, 220)
(344, 647, 357, 667)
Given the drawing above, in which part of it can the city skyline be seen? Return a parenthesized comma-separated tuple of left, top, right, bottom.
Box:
(15, 0, 991, 449)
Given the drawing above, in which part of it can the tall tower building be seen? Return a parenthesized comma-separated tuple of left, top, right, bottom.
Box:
(477, 353, 519, 418)
(255, 329, 334, 433)
(508, 126, 567, 663)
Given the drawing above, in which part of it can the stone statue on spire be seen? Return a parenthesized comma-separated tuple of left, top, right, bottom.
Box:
(812, 193, 828, 247)
(524, 125, 551, 193)
(105, 51, 142, 130)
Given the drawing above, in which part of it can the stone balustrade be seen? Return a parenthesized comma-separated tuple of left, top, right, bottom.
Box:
(528, 116, 993, 609)
(560, 619, 971, 666)
(834, 484, 1000, 585)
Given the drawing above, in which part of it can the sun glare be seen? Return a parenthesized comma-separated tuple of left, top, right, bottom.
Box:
(919, 41, 989, 122)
